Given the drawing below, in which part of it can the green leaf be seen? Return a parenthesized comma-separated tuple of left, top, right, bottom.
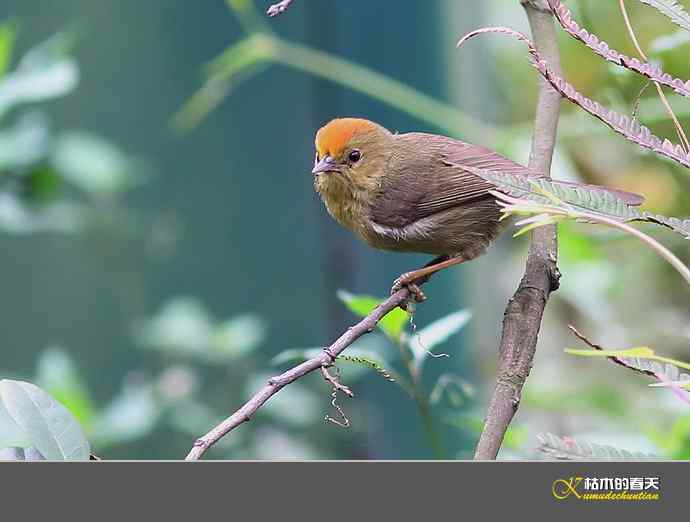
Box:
(167, 399, 223, 438)
(174, 35, 273, 131)
(211, 314, 267, 358)
(0, 33, 79, 117)
(35, 346, 94, 428)
(565, 346, 690, 372)
(137, 297, 213, 355)
(0, 112, 49, 170)
(0, 194, 83, 234)
(0, 380, 90, 460)
(89, 382, 158, 447)
(137, 297, 265, 363)
(51, 132, 141, 198)
(565, 346, 656, 358)
(0, 20, 18, 77)
(337, 290, 408, 342)
(22, 164, 63, 203)
(638, 0, 690, 33)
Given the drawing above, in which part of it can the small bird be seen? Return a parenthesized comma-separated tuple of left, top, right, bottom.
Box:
(312, 117, 643, 302)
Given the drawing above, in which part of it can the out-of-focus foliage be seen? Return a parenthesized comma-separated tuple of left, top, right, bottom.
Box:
(0, 379, 90, 460)
(638, 0, 690, 32)
(0, 24, 143, 235)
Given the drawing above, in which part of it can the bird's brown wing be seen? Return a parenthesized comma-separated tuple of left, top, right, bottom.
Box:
(370, 133, 526, 228)
(370, 132, 644, 229)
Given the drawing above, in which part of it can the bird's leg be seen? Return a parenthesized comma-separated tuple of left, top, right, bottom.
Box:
(391, 255, 466, 303)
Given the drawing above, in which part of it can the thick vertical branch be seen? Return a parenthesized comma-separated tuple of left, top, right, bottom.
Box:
(474, 0, 561, 460)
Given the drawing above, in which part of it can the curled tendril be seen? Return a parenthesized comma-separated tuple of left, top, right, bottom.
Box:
(408, 308, 449, 361)
(322, 365, 351, 429)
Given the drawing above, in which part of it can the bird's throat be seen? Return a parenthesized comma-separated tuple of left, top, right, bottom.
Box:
(314, 173, 371, 237)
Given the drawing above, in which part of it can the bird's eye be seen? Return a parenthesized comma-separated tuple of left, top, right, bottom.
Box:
(348, 149, 362, 163)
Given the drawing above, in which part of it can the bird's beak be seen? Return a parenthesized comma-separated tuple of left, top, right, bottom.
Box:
(312, 155, 338, 174)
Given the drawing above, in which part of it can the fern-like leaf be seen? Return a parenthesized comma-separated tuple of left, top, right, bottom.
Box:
(457, 166, 644, 222)
(547, 0, 690, 99)
(638, 0, 690, 33)
(620, 355, 690, 385)
(458, 27, 690, 170)
(537, 433, 657, 460)
(460, 166, 690, 240)
(641, 212, 690, 239)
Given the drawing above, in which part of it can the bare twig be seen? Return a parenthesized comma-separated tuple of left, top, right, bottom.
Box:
(185, 286, 414, 460)
(267, 0, 294, 17)
(473, 2, 561, 460)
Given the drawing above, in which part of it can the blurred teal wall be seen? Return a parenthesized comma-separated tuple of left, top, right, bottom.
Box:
(0, 0, 489, 458)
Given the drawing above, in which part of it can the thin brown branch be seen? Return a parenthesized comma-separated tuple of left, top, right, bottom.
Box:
(185, 286, 413, 460)
(267, 0, 294, 17)
(473, 2, 561, 460)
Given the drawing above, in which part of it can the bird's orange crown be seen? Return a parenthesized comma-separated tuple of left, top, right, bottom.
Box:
(315, 118, 377, 159)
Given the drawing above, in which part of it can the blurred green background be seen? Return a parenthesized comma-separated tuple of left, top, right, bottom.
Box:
(0, 0, 688, 460)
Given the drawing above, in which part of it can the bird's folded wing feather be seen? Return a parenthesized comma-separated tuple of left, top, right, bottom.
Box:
(370, 133, 643, 229)
(370, 134, 528, 228)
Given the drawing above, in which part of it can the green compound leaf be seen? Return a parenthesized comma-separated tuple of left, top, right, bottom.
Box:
(337, 290, 408, 342)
